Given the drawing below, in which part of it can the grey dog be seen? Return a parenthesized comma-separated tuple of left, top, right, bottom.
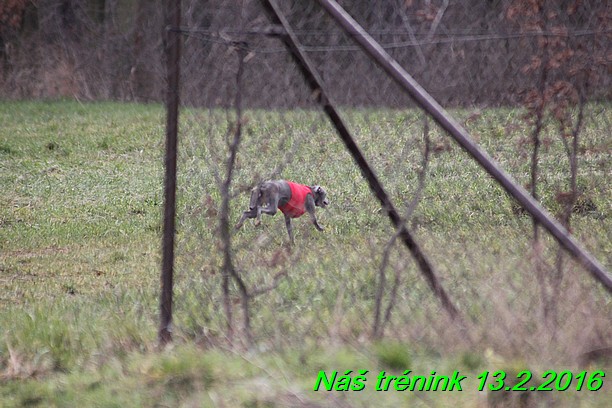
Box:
(235, 180, 329, 244)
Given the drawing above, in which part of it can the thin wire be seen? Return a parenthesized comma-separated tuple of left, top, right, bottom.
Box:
(171, 26, 611, 54)
(173, 26, 610, 37)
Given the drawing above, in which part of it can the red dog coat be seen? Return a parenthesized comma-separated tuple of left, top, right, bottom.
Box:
(278, 181, 313, 218)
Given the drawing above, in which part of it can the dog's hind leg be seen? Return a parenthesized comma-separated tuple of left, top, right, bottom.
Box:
(235, 186, 261, 229)
(235, 208, 256, 229)
(255, 184, 280, 225)
(248, 185, 261, 209)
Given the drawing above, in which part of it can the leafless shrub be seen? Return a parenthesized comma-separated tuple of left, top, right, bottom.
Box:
(373, 115, 431, 339)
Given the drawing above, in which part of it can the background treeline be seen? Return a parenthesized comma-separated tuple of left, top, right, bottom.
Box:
(0, 0, 609, 107)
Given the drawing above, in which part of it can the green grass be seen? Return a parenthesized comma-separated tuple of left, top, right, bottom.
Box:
(0, 100, 610, 406)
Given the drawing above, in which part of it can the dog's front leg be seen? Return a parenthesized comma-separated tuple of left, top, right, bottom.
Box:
(305, 195, 324, 231)
(310, 215, 324, 231)
(284, 215, 295, 245)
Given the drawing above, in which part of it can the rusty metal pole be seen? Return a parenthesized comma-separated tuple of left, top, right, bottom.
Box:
(159, 0, 181, 346)
(315, 0, 611, 293)
(259, 0, 460, 320)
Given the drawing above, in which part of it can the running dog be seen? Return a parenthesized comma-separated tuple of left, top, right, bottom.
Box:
(235, 180, 329, 244)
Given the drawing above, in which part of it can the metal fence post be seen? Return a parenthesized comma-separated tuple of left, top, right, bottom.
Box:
(159, 0, 181, 346)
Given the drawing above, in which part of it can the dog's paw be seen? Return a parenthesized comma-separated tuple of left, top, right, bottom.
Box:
(234, 223, 243, 230)
(254, 219, 261, 227)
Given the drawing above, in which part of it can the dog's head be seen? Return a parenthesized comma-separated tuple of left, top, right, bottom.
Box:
(311, 185, 329, 208)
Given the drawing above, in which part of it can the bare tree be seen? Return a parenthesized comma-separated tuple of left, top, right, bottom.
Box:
(507, 0, 608, 330)
(373, 115, 431, 339)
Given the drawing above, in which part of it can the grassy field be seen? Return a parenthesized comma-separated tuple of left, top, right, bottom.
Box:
(0, 100, 610, 407)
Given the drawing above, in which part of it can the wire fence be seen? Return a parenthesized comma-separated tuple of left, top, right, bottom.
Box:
(3, 1, 610, 105)
(2, 0, 609, 371)
(171, 0, 611, 108)
(155, 0, 612, 370)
